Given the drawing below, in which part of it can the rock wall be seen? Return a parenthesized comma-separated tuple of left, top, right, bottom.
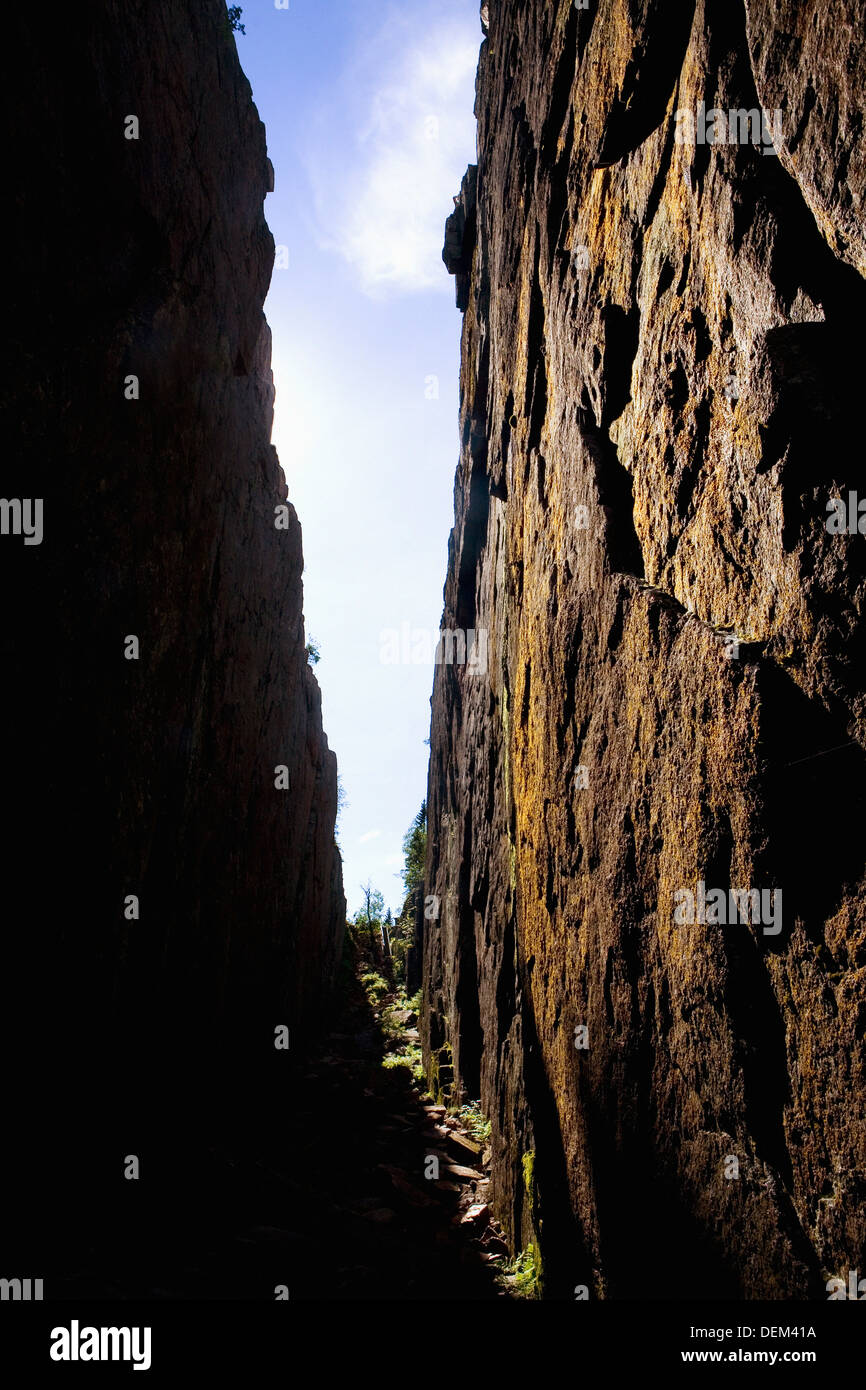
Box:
(424, 0, 866, 1299)
(0, 1, 344, 1281)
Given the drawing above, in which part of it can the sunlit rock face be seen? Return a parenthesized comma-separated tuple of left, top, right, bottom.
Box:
(1, 0, 344, 1274)
(423, 0, 866, 1299)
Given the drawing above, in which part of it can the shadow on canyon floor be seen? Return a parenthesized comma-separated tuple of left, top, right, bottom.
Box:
(39, 950, 506, 1302)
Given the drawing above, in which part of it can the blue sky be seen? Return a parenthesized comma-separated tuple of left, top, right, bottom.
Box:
(232, 0, 481, 916)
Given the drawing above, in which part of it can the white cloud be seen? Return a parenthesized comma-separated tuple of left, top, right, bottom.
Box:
(359, 828, 382, 844)
(310, 5, 479, 297)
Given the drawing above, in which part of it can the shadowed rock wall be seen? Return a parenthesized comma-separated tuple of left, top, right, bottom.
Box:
(423, 0, 865, 1299)
(0, 0, 344, 1282)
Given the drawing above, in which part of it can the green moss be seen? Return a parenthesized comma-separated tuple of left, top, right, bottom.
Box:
(501, 683, 518, 893)
(428, 1040, 454, 1105)
(522, 1150, 536, 1210)
(516, 1153, 546, 1295)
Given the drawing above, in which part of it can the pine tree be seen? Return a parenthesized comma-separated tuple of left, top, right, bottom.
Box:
(401, 801, 427, 895)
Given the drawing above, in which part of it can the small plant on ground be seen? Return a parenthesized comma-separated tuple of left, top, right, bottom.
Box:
(382, 1040, 425, 1086)
(455, 1099, 491, 1145)
(359, 970, 390, 1006)
(380, 1005, 406, 1045)
(378, 984, 425, 1083)
(498, 1246, 540, 1298)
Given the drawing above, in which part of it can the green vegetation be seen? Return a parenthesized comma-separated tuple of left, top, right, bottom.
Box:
(227, 6, 245, 33)
(377, 801, 428, 988)
(354, 881, 386, 962)
(495, 1153, 543, 1297)
(347, 802, 427, 990)
(522, 1150, 536, 1211)
(428, 1039, 453, 1105)
(379, 1001, 409, 1044)
(335, 776, 347, 847)
(400, 800, 427, 895)
(348, 800, 430, 1087)
(499, 1246, 541, 1298)
(387, 910, 411, 986)
(356, 966, 426, 1088)
(305, 635, 321, 665)
(359, 970, 389, 1006)
(455, 1100, 491, 1145)
(382, 1035, 425, 1086)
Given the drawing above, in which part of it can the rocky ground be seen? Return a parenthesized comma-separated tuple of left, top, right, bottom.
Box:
(42, 945, 515, 1302)
(271, 959, 514, 1300)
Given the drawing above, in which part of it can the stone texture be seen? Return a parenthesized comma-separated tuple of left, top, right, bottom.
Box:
(0, 0, 344, 1277)
(404, 883, 427, 995)
(423, 0, 866, 1299)
(745, 0, 866, 279)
